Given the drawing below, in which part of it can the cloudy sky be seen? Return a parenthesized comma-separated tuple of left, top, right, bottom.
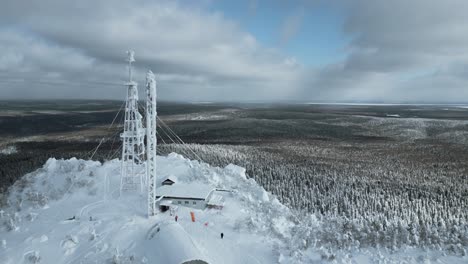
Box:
(0, 0, 467, 102)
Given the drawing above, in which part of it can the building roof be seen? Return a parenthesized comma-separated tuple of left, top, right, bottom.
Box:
(207, 194, 224, 206)
(160, 175, 178, 185)
(156, 183, 215, 200)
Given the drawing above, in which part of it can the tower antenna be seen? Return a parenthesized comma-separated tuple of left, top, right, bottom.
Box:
(120, 50, 146, 194)
(127, 50, 135, 81)
(146, 70, 157, 216)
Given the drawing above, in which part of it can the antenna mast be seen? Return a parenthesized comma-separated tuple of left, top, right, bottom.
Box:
(120, 51, 146, 194)
(145, 70, 157, 216)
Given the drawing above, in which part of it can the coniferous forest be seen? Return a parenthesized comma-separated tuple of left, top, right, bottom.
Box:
(0, 101, 467, 255)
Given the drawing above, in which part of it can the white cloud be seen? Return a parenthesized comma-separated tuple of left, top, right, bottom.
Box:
(0, 0, 300, 100)
(297, 0, 468, 102)
(1, 0, 468, 102)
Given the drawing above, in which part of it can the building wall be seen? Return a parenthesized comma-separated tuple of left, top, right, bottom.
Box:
(170, 198, 206, 210)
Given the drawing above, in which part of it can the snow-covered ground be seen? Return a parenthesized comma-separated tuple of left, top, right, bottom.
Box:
(166, 109, 239, 121)
(0, 154, 293, 264)
(0, 154, 466, 263)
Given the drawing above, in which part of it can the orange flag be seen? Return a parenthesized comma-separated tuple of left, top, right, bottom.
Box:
(190, 211, 195, 222)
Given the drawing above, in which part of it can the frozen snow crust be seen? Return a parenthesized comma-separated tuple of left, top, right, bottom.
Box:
(0, 153, 467, 263)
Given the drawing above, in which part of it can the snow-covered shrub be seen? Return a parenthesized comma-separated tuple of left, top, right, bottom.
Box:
(48, 188, 62, 200)
(89, 228, 97, 241)
(5, 216, 18, 232)
(75, 178, 94, 189)
(64, 177, 73, 192)
(61, 235, 79, 255)
(88, 187, 98, 196)
(25, 251, 41, 263)
(26, 191, 48, 208)
(16, 177, 31, 192)
(110, 248, 127, 264)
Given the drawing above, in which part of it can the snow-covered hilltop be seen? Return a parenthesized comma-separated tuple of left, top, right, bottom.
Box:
(0, 154, 467, 263)
(0, 154, 298, 264)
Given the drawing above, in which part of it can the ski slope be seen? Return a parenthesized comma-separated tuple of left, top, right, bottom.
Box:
(0, 153, 466, 263)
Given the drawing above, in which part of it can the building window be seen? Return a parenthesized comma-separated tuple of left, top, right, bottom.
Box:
(193, 201, 196, 205)
(185, 201, 189, 204)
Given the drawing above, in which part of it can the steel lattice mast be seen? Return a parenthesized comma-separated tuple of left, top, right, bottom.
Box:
(120, 51, 146, 194)
(145, 70, 157, 216)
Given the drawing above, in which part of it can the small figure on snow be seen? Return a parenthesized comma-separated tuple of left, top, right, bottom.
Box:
(221, 233, 224, 239)
(175, 215, 178, 222)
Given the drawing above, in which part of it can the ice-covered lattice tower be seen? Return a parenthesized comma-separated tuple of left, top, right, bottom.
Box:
(145, 70, 157, 216)
(120, 51, 146, 193)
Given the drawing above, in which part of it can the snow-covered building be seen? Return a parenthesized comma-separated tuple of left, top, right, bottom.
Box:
(149, 221, 209, 264)
(156, 183, 224, 211)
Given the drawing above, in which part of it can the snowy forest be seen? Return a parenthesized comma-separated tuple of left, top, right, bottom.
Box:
(159, 141, 468, 255)
(1, 102, 467, 257)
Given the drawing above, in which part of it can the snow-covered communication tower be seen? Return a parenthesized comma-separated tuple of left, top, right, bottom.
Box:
(120, 51, 146, 193)
(145, 70, 157, 216)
